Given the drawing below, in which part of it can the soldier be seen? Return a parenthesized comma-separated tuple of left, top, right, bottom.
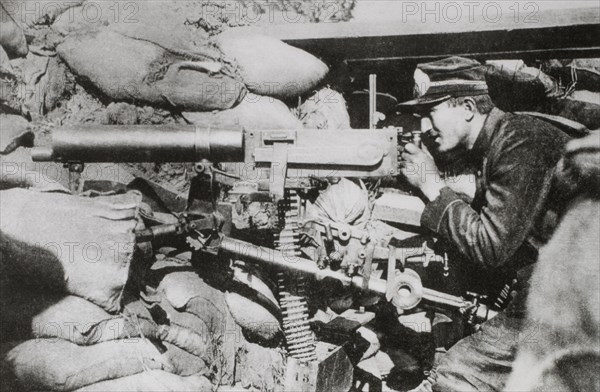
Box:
(397, 56, 570, 391)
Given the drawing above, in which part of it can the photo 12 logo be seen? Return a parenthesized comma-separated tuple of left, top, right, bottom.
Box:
(1, 1, 140, 26)
(399, 1, 540, 24)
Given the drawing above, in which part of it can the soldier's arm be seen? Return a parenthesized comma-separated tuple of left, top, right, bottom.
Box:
(420, 130, 558, 268)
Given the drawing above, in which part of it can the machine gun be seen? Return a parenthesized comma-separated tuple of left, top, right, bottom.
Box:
(32, 125, 495, 373)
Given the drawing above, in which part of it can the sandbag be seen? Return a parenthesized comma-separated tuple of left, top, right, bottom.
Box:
(544, 58, 600, 93)
(534, 97, 600, 131)
(52, 0, 206, 54)
(153, 267, 240, 383)
(225, 266, 281, 343)
(161, 342, 208, 377)
(74, 370, 212, 392)
(5, 338, 168, 391)
(17, 52, 50, 117)
(141, 296, 232, 382)
(0, 147, 71, 191)
(13, 53, 72, 118)
(152, 300, 213, 360)
(0, 44, 13, 74)
(566, 59, 600, 92)
(159, 268, 281, 344)
(485, 61, 558, 112)
(184, 93, 303, 129)
(0, 284, 158, 344)
(236, 340, 285, 391)
(0, 341, 23, 391)
(215, 29, 328, 99)
(157, 270, 229, 330)
(570, 90, 600, 106)
(0, 77, 19, 113)
(0, 2, 27, 57)
(0, 189, 142, 312)
(158, 324, 211, 360)
(0, 114, 32, 154)
(295, 87, 351, 129)
(57, 29, 245, 111)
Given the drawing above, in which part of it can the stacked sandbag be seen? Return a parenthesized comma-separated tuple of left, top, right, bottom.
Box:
(1, 0, 334, 187)
(74, 370, 213, 392)
(0, 189, 144, 312)
(236, 340, 286, 391)
(51, 0, 204, 53)
(0, 282, 159, 345)
(0, 285, 219, 390)
(1, 4, 334, 390)
(213, 29, 329, 100)
(147, 256, 285, 390)
(6, 339, 169, 391)
(0, 190, 159, 387)
(3, 337, 213, 391)
(543, 59, 600, 95)
(485, 59, 560, 112)
(56, 29, 246, 111)
(6, 52, 75, 119)
(47, 2, 331, 113)
(538, 59, 600, 130)
(295, 87, 351, 129)
(0, 263, 222, 389)
(485, 59, 600, 133)
(0, 114, 33, 155)
(0, 1, 28, 57)
(0, 188, 175, 390)
(147, 260, 239, 385)
(0, 341, 26, 391)
(225, 266, 282, 344)
(184, 93, 303, 129)
(0, 51, 20, 113)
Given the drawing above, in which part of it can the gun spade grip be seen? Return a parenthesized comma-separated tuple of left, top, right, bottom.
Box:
(31, 125, 244, 162)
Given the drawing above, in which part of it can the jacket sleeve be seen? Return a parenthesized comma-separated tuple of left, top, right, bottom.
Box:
(420, 135, 556, 268)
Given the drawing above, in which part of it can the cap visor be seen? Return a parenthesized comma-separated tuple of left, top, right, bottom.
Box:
(396, 95, 451, 110)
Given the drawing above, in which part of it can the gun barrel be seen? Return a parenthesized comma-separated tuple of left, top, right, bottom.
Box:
(31, 125, 244, 162)
(219, 236, 472, 311)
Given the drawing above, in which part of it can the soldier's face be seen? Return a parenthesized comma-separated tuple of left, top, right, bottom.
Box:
(421, 101, 470, 153)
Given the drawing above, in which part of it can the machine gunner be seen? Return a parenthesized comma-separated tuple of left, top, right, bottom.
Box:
(397, 56, 570, 392)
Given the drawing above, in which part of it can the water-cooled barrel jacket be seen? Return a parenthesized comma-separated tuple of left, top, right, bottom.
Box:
(421, 108, 570, 274)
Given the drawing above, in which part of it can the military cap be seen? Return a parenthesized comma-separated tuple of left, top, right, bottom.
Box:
(398, 56, 489, 108)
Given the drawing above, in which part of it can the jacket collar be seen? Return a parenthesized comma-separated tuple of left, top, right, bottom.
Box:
(471, 107, 506, 162)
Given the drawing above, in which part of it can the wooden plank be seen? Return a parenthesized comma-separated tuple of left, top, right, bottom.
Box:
(236, 7, 600, 61)
(372, 193, 425, 226)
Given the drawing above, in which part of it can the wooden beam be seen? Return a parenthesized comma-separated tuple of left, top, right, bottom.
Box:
(238, 7, 600, 61)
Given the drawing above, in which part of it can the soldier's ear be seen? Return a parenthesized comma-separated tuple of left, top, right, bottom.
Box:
(463, 97, 477, 121)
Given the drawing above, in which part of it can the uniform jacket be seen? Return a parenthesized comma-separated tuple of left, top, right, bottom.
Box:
(421, 108, 570, 280)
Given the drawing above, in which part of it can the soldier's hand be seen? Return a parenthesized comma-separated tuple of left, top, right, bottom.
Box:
(400, 143, 446, 202)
